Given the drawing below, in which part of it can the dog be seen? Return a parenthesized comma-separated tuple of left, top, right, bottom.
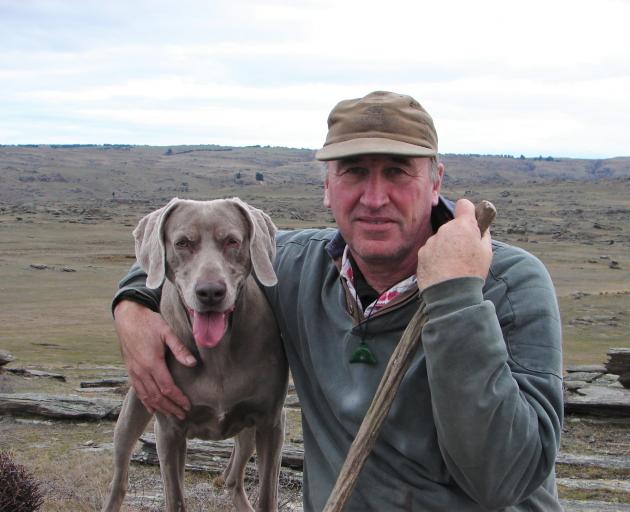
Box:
(102, 197, 288, 512)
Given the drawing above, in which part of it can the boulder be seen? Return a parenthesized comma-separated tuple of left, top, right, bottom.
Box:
(0, 350, 15, 367)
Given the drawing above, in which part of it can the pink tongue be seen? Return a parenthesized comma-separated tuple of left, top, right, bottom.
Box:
(192, 311, 227, 348)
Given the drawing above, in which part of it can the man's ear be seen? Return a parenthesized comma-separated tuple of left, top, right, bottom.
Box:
(431, 162, 445, 206)
(323, 175, 331, 208)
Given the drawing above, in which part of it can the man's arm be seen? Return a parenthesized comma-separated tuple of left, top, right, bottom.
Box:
(113, 262, 196, 419)
(417, 200, 563, 508)
(112, 261, 163, 314)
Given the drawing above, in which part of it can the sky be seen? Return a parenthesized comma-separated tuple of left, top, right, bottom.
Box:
(1, 0, 629, 158)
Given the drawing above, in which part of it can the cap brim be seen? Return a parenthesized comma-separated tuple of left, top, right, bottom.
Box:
(315, 137, 436, 161)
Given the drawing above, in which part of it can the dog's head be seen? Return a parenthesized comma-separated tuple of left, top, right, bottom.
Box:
(133, 197, 277, 348)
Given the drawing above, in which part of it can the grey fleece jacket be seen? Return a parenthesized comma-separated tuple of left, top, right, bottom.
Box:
(266, 229, 563, 511)
(113, 204, 563, 511)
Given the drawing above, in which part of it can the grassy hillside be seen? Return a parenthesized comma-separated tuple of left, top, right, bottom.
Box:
(1, 145, 629, 510)
(1, 144, 629, 369)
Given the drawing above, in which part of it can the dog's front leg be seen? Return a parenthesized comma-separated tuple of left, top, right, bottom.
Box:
(226, 426, 256, 512)
(155, 416, 187, 512)
(255, 409, 286, 512)
(102, 389, 153, 512)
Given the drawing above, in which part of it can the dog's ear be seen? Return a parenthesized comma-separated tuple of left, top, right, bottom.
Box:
(133, 198, 181, 289)
(230, 198, 278, 286)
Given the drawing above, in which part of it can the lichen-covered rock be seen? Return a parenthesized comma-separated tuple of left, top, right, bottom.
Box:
(0, 350, 15, 367)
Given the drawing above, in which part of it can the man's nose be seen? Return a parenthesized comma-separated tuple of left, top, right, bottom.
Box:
(359, 172, 389, 209)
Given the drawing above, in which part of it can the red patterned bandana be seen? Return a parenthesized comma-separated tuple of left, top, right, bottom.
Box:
(340, 246, 418, 317)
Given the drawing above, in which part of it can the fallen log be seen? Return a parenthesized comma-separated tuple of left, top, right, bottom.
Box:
(0, 392, 298, 421)
(0, 392, 121, 420)
(132, 435, 630, 511)
(556, 452, 630, 471)
(134, 435, 629, 476)
(606, 348, 630, 389)
(6, 368, 66, 381)
(557, 477, 630, 494)
(2, 384, 629, 421)
(80, 377, 128, 388)
(565, 364, 607, 373)
(132, 434, 303, 488)
(138, 433, 304, 470)
(606, 348, 630, 375)
(564, 384, 630, 417)
(561, 499, 630, 511)
(564, 371, 604, 383)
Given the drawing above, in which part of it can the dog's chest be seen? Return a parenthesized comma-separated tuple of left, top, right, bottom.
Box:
(172, 360, 282, 441)
(184, 401, 263, 440)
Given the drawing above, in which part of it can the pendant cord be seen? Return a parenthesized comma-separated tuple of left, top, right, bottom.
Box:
(349, 273, 381, 365)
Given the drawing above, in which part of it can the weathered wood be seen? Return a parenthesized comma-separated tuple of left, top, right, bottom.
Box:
(557, 477, 630, 494)
(137, 435, 630, 474)
(0, 350, 14, 367)
(596, 373, 622, 385)
(0, 380, 627, 423)
(80, 377, 128, 388)
(0, 390, 299, 421)
(564, 371, 604, 383)
(566, 364, 607, 373)
(140, 433, 305, 470)
(556, 452, 630, 470)
(6, 368, 66, 381)
(561, 499, 630, 511)
(75, 386, 123, 393)
(564, 380, 588, 393)
(0, 392, 121, 420)
(564, 384, 630, 417)
(133, 434, 303, 487)
(606, 347, 630, 379)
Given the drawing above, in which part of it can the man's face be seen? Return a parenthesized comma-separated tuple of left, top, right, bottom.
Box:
(324, 155, 443, 269)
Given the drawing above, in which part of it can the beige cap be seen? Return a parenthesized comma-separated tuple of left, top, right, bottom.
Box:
(315, 91, 438, 161)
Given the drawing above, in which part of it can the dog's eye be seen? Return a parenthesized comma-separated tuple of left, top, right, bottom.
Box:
(225, 237, 240, 249)
(175, 238, 191, 248)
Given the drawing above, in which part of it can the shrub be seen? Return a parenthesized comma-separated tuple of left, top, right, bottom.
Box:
(0, 451, 44, 512)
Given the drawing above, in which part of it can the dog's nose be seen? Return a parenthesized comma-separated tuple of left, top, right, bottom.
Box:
(195, 281, 227, 305)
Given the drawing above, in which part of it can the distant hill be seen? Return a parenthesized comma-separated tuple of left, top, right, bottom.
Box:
(1, 144, 629, 207)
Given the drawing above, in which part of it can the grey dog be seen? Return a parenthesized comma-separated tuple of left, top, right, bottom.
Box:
(102, 198, 288, 512)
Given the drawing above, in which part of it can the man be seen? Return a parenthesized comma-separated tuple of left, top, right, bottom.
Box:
(113, 91, 563, 510)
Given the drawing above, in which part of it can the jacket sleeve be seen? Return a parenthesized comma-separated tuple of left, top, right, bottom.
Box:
(111, 261, 162, 315)
(420, 244, 563, 509)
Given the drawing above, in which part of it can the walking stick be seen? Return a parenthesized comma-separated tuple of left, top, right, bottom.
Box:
(323, 200, 497, 512)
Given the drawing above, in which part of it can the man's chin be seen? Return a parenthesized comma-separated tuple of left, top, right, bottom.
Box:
(352, 243, 411, 265)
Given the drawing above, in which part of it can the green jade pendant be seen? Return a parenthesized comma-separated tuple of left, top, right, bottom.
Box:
(349, 341, 377, 365)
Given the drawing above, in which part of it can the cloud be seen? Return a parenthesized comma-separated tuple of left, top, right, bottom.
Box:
(1, 0, 629, 156)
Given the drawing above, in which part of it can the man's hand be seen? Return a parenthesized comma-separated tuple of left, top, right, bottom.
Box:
(113, 300, 196, 419)
(417, 199, 492, 290)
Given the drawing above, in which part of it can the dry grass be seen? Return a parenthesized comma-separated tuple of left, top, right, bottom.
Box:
(1, 146, 629, 509)
(0, 413, 303, 511)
